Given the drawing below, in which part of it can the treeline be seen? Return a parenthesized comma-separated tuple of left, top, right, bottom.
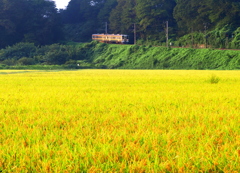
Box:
(0, 0, 63, 48)
(0, 0, 240, 49)
(61, 0, 240, 48)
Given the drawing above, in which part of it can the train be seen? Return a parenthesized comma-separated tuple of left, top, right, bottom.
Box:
(92, 34, 129, 44)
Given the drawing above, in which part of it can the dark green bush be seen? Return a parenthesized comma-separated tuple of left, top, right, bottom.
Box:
(209, 74, 220, 84)
(17, 57, 35, 65)
(0, 42, 36, 61)
(0, 64, 8, 69)
(1, 59, 16, 66)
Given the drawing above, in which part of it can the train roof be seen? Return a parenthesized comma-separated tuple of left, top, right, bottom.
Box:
(92, 34, 128, 36)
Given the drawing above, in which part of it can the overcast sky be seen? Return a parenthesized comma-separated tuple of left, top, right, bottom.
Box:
(53, 0, 70, 9)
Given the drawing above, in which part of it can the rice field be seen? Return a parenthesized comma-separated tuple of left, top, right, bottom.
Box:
(0, 70, 240, 172)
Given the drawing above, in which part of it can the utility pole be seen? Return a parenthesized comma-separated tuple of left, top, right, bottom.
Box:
(134, 23, 136, 45)
(203, 23, 208, 48)
(191, 27, 194, 48)
(166, 21, 169, 48)
(105, 22, 108, 34)
(226, 36, 229, 49)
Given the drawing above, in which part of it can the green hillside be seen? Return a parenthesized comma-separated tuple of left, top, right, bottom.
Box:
(83, 42, 240, 70)
(1, 41, 239, 70)
(0, 42, 240, 70)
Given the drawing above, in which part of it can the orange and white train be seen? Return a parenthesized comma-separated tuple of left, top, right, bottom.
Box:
(92, 34, 129, 44)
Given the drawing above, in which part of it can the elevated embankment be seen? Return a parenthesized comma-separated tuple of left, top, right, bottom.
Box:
(85, 42, 240, 69)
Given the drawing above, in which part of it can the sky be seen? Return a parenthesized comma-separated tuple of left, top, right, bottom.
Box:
(53, 0, 71, 9)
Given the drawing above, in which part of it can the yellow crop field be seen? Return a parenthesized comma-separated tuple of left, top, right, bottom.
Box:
(0, 70, 240, 172)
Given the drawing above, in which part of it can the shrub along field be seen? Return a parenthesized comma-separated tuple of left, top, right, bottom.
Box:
(0, 70, 240, 172)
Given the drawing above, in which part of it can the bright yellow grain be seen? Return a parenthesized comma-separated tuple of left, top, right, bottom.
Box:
(0, 70, 239, 172)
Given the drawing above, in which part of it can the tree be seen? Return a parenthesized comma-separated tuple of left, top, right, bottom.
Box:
(23, 0, 63, 45)
(98, 0, 118, 24)
(0, 0, 26, 47)
(109, 0, 177, 42)
(173, 0, 240, 36)
(62, 0, 111, 41)
(0, 0, 62, 48)
(109, 0, 136, 34)
(134, 0, 176, 41)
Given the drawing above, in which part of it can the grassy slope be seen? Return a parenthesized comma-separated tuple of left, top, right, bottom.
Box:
(87, 43, 240, 70)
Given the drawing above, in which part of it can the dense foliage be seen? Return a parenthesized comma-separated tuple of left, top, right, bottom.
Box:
(60, 0, 240, 48)
(0, 0, 240, 49)
(0, 42, 240, 70)
(0, 0, 62, 48)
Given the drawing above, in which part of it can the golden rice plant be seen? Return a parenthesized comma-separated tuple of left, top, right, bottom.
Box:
(0, 70, 239, 172)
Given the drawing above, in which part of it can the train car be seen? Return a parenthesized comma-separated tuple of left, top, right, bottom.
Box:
(92, 34, 129, 44)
